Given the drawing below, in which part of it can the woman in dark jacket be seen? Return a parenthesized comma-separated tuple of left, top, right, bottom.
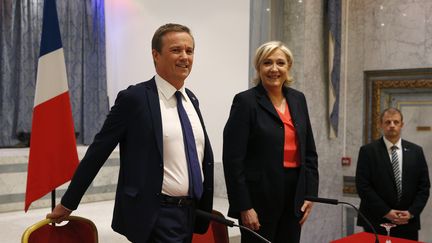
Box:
(223, 41, 319, 243)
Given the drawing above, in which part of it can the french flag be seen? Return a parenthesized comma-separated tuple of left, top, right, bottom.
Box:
(25, 0, 78, 212)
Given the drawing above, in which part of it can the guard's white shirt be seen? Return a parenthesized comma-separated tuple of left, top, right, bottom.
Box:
(155, 75, 205, 196)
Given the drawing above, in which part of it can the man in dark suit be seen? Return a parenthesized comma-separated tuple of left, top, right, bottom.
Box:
(47, 23, 214, 243)
(356, 107, 430, 240)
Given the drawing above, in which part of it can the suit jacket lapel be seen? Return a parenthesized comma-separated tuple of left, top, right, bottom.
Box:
(255, 84, 280, 120)
(185, 90, 210, 143)
(185, 89, 202, 124)
(185, 89, 207, 137)
(284, 87, 299, 126)
(145, 78, 163, 157)
(401, 140, 411, 193)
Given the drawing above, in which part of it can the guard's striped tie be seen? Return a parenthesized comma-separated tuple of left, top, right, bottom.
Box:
(391, 145, 402, 201)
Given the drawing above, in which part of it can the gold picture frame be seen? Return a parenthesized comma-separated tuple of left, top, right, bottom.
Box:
(364, 68, 432, 143)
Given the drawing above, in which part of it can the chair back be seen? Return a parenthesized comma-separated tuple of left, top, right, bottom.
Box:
(192, 210, 229, 243)
(22, 215, 98, 243)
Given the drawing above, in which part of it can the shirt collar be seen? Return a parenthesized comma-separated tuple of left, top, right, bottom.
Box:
(155, 74, 186, 100)
(383, 136, 402, 150)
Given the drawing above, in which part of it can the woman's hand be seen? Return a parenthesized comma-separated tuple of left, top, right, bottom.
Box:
(299, 200, 313, 225)
(240, 208, 261, 231)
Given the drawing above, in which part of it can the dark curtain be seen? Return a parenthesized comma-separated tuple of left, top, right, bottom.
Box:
(0, 0, 108, 147)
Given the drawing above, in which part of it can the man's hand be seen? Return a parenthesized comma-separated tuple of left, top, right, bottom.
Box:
(384, 209, 409, 225)
(392, 210, 411, 225)
(240, 208, 261, 231)
(384, 209, 400, 221)
(299, 200, 313, 225)
(46, 204, 72, 223)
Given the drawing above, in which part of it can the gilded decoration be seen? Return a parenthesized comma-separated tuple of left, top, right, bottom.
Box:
(364, 69, 432, 143)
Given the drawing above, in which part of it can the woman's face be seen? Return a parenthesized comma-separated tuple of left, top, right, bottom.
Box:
(258, 49, 289, 91)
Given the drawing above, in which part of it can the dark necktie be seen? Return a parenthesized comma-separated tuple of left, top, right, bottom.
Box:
(175, 91, 203, 199)
(391, 145, 402, 201)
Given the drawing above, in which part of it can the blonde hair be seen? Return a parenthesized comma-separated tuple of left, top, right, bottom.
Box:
(252, 41, 294, 87)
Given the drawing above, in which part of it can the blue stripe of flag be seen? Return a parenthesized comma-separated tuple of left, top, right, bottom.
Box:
(39, 0, 63, 57)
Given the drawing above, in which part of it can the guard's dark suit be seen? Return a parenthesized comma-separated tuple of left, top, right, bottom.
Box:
(356, 138, 430, 238)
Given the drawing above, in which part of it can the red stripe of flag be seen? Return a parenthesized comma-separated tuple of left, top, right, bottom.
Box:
(25, 91, 78, 211)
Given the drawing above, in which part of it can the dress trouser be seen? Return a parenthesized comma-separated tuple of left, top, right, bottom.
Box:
(241, 168, 302, 243)
(145, 195, 195, 243)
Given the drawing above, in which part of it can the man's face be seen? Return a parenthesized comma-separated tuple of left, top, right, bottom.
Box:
(152, 32, 194, 88)
(380, 112, 404, 141)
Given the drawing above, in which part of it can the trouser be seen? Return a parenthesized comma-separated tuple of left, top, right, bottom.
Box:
(146, 195, 196, 243)
(241, 168, 302, 243)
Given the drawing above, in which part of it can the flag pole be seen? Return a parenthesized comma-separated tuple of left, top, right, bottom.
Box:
(51, 190, 56, 225)
(51, 190, 56, 211)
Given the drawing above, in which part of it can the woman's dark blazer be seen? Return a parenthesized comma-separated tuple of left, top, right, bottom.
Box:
(60, 78, 214, 242)
(223, 84, 319, 221)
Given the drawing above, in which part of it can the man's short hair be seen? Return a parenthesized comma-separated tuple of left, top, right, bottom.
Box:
(151, 23, 194, 53)
(380, 107, 403, 122)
